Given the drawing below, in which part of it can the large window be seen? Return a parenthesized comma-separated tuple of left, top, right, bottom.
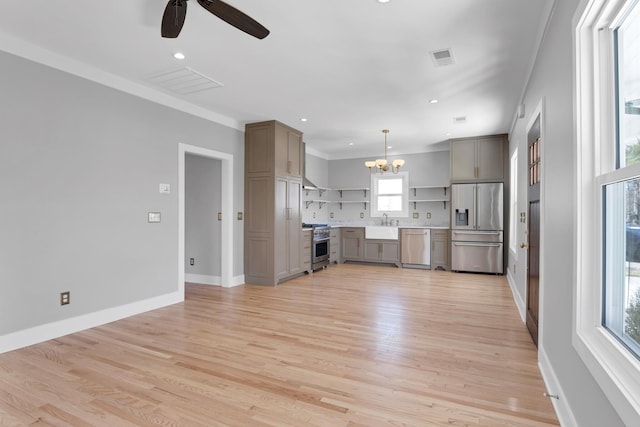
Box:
(370, 172, 409, 218)
(602, 1, 640, 359)
(575, 0, 640, 422)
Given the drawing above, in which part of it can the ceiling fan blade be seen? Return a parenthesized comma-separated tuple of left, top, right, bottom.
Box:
(161, 0, 187, 38)
(196, 0, 270, 39)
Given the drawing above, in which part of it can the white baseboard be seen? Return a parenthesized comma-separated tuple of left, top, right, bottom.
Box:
(0, 291, 183, 354)
(506, 268, 526, 322)
(185, 273, 222, 286)
(228, 274, 245, 288)
(539, 347, 578, 426)
(185, 274, 245, 288)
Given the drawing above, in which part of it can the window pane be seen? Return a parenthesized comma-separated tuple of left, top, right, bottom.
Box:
(378, 195, 402, 211)
(603, 177, 640, 358)
(618, 5, 640, 168)
(378, 178, 403, 195)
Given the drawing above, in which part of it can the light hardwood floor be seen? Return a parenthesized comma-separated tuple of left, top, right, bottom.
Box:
(0, 265, 559, 426)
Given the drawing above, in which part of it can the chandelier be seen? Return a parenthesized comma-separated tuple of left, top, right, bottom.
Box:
(364, 129, 405, 174)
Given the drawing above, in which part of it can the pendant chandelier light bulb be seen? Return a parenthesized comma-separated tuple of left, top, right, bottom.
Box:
(364, 129, 404, 174)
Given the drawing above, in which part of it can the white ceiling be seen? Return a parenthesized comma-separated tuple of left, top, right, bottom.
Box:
(0, 0, 553, 159)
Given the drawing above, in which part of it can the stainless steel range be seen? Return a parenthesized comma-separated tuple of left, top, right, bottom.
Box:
(302, 223, 330, 271)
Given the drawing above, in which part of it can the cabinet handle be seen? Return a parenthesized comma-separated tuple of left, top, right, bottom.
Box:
(432, 240, 435, 251)
(287, 160, 293, 174)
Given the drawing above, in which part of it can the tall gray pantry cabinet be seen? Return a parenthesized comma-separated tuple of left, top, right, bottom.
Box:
(244, 120, 304, 285)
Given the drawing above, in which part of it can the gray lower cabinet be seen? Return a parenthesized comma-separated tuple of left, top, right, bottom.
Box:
(363, 240, 399, 265)
(342, 227, 364, 261)
(430, 229, 450, 271)
(330, 228, 341, 264)
(302, 229, 312, 273)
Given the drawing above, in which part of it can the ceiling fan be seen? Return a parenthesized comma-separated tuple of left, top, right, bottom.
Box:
(161, 0, 269, 39)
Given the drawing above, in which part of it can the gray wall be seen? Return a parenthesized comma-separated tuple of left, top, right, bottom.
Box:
(510, 0, 624, 425)
(304, 152, 329, 188)
(0, 51, 244, 336)
(185, 154, 222, 278)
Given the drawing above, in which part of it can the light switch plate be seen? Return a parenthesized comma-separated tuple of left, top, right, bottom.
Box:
(413, 212, 419, 219)
(148, 212, 161, 223)
(159, 183, 171, 194)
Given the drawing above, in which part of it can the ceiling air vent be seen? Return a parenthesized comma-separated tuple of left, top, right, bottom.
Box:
(145, 67, 224, 95)
(430, 48, 455, 66)
(453, 116, 467, 124)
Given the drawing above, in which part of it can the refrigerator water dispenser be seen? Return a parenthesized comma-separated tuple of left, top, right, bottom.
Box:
(455, 209, 469, 226)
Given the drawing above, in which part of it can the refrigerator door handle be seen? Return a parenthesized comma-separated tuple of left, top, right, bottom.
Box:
(472, 185, 477, 229)
(452, 242, 502, 247)
(452, 231, 502, 236)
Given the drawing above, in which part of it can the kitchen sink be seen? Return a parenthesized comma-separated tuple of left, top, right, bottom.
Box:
(365, 226, 399, 240)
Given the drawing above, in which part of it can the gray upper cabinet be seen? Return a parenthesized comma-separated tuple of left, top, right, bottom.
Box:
(275, 123, 303, 178)
(245, 120, 304, 285)
(450, 135, 507, 182)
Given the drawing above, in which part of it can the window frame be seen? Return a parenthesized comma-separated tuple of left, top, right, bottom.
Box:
(510, 149, 519, 255)
(370, 172, 409, 218)
(574, 0, 640, 422)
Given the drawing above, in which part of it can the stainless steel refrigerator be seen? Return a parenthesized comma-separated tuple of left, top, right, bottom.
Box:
(450, 183, 504, 274)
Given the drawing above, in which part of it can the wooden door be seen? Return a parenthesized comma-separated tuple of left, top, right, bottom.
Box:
(526, 119, 541, 346)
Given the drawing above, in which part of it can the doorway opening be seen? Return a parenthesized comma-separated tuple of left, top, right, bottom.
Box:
(178, 143, 234, 297)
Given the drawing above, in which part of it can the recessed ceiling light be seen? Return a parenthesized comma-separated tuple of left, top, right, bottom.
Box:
(377, 0, 391, 3)
(446, 132, 452, 136)
(429, 99, 439, 104)
(173, 52, 185, 60)
(348, 142, 355, 146)
(300, 118, 308, 122)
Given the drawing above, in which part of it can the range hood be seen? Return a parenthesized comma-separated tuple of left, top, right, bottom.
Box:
(302, 142, 320, 190)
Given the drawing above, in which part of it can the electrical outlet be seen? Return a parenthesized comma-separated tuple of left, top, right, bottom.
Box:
(190, 258, 195, 266)
(330, 212, 334, 219)
(237, 212, 243, 220)
(426, 212, 432, 219)
(360, 212, 364, 219)
(413, 212, 419, 219)
(313, 212, 316, 218)
(60, 291, 70, 306)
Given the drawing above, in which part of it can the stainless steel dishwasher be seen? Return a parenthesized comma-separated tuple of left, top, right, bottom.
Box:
(400, 228, 431, 268)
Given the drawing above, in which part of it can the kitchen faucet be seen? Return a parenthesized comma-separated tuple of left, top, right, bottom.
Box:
(382, 213, 388, 226)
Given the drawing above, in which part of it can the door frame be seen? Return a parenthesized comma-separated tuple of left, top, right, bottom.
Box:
(524, 99, 546, 346)
(178, 143, 235, 295)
